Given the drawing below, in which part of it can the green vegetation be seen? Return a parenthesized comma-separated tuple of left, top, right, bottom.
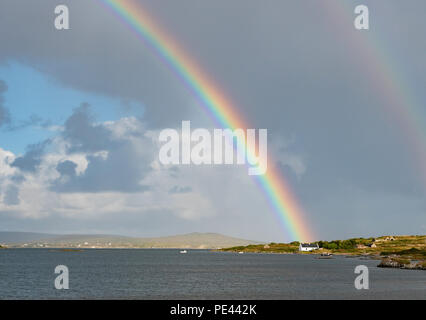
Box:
(380, 247, 426, 260)
(378, 256, 426, 270)
(318, 239, 357, 250)
(221, 235, 425, 270)
(221, 243, 299, 254)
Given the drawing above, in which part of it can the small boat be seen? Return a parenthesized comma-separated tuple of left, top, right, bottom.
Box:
(238, 251, 244, 254)
(180, 250, 187, 254)
(321, 252, 333, 256)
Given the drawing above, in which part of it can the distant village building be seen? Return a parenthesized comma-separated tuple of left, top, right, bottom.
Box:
(376, 236, 395, 242)
(368, 243, 377, 248)
(263, 244, 270, 249)
(385, 236, 395, 241)
(299, 243, 319, 252)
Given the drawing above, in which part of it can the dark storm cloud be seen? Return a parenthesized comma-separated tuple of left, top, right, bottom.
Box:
(0, 0, 425, 239)
(0, 0, 195, 127)
(0, 0, 424, 195)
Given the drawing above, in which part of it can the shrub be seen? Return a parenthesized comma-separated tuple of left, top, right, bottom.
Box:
(318, 239, 356, 250)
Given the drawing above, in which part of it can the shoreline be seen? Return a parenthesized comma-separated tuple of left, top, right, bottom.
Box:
(218, 235, 426, 270)
(2, 246, 424, 270)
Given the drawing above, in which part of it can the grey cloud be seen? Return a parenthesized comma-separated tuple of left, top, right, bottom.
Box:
(168, 166, 180, 178)
(3, 185, 20, 205)
(0, 1, 425, 239)
(0, 80, 10, 127)
(64, 103, 115, 153)
(51, 106, 153, 193)
(10, 174, 25, 184)
(0, 0, 195, 127)
(10, 140, 50, 172)
(56, 160, 77, 177)
(52, 148, 151, 194)
(0, 0, 423, 197)
(169, 185, 192, 194)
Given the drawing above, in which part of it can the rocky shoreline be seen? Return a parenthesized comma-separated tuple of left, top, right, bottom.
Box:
(378, 257, 426, 270)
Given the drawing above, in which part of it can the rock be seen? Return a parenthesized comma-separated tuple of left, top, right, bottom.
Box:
(378, 258, 406, 268)
(378, 258, 426, 270)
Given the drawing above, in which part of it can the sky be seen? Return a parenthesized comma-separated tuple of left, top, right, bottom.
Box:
(0, 0, 425, 242)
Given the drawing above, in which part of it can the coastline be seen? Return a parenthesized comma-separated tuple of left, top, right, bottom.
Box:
(219, 235, 426, 270)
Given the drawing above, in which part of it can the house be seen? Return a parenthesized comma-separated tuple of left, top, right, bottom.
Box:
(368, 243, 377, 248)
(299, 243, 319, 252)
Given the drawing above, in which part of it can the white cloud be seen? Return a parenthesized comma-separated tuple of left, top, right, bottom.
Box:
(0, 148, 16, 176)
(0, 115, 309, 241)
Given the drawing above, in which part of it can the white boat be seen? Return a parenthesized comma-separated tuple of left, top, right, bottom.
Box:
(238, 251, 244, 254)
(180, 250, 187, 254)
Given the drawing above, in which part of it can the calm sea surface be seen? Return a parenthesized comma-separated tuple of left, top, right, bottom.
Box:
(0, 249, 425, 299)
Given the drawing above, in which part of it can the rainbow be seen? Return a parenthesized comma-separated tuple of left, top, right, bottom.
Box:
(99, 0, 314, 241)
(324, 1, 426, 185)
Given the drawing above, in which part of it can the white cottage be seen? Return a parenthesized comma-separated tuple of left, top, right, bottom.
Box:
(299, 243, 319, 252)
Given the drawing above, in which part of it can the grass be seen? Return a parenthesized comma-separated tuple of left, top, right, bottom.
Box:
(391, 258, 411, 265)
(222, 235, 426, 270)
(220, 235, 426, 261)
(221, 243, 299, 254)
(380, 247, 426, 260)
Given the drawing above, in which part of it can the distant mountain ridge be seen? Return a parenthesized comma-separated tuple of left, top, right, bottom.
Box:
(0, 231, 261, 249)
(0, 232, 61, 243)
